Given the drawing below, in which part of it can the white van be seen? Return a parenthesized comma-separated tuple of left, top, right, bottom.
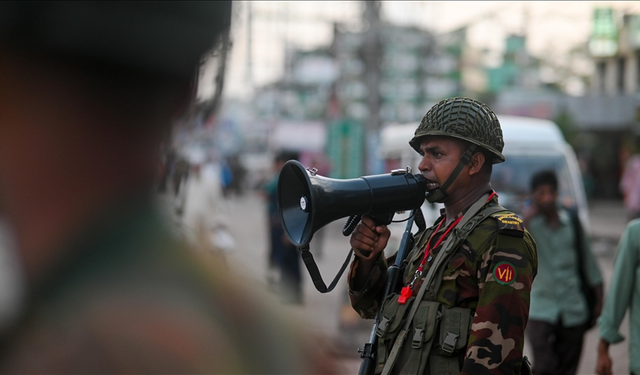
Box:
(378, 115, 590, 239)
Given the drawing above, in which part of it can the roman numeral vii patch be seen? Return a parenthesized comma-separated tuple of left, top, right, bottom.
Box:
(493, 261, 517, 285)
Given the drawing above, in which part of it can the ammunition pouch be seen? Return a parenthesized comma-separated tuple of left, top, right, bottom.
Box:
(375, 292, 416, 374)
(436, 306, 473, 356)
(375, 294, 473, 375)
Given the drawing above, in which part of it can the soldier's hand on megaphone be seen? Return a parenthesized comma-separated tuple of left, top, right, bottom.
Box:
(350, 216, 390, 262)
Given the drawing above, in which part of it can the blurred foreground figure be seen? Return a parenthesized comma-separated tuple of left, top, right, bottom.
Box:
(596, 219, 640, 375)
(0, 2, 336, 373)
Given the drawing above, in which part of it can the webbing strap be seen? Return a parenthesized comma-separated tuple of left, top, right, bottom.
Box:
(299, 246, 352, 293)
(425, 204, 507, 300)
(420, 193, 496, 300)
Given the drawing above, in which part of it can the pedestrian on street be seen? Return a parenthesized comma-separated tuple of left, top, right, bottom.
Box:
(0, 2, 337, 373)
(262, 151, 303, 304)
(347, 97, 538, 374)
(596, 218, 640, 375)
(181, 150, 234, 263)
(620, 141, 640, 221)
(522, 170, 604, 375)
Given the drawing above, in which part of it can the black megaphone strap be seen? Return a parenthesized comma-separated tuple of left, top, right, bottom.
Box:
(299, 245, 353, 293)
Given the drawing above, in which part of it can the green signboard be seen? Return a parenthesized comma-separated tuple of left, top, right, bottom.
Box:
(589, 7, 618, 57)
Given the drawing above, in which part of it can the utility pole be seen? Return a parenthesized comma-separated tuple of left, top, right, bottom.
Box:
(362, 1, 381, 175)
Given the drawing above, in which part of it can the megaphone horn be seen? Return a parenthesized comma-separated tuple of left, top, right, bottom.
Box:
(277, 160, 427, 247)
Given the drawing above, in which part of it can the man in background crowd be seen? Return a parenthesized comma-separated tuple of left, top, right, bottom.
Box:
(523, 170, 603, 375)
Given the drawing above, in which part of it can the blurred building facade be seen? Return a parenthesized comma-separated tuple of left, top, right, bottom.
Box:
(250, 16, 471, 178)
(221, 4, 640, 199)
(485, 7, 640, 199)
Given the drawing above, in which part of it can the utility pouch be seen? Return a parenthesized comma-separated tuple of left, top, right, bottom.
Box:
(436, 306, 473, 356)
(410, 300, 441, 349)
(391, 300, 442, 375)
(375, 293, 416, 373)
(376, 293, 415, 339)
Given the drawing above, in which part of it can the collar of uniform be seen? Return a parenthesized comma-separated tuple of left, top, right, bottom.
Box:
(435, 190, 496, 230)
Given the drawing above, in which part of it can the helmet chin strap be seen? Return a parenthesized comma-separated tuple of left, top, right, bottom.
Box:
(425, 144, 477, 203)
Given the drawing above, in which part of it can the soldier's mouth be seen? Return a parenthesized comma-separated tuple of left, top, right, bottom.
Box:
(425, 180, 440, 190)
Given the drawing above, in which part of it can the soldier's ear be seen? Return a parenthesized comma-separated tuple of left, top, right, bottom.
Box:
(468, 152, 485, 176)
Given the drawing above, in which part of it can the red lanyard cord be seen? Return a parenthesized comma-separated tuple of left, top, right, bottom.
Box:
(398, 191, 497, 304)
(416, 216, 461, 276)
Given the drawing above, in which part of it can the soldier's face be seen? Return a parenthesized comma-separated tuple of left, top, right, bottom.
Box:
(531, 184, 557, 214)
(417, 136, 468, 194)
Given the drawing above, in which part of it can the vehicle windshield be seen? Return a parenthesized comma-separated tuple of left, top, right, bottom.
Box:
(491, 153, 578, 215)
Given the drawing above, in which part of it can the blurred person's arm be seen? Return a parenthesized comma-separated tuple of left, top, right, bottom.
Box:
(583, 232, 604, 325)
(596, 338, 613, 375)
(596, 220, 640, 375)
(597, 220, 640, 345)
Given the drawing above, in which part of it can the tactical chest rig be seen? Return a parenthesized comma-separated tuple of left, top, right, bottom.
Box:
(374, 193, 523, 375)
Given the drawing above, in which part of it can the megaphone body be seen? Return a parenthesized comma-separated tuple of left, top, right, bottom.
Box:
(277, 160, 427, 247)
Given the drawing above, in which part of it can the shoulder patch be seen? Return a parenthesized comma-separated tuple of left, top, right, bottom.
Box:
(493, 261, 517, 285)
(492, 212, 525, 237)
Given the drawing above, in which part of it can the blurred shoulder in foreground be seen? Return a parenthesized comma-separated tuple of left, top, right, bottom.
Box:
(0, 1, 338, 373)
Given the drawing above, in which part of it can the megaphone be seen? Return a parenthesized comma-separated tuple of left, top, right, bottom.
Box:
(277, 160, 427, 248)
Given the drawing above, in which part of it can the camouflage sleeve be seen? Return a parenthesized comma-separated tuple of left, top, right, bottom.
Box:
(462, 217, 538, 375)
(347, 254, 388, 319)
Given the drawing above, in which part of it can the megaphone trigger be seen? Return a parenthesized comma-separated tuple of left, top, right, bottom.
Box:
(342, 214, 362, 237)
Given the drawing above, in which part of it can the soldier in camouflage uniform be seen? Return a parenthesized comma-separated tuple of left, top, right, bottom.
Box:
(348, 97, 538, 375)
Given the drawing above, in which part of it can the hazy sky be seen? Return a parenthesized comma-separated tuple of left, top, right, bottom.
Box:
(206, 1, 640, 100)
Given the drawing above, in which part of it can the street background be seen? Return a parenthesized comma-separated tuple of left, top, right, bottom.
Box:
(190, 191, 631, 375)
(164, 2, 640, 373)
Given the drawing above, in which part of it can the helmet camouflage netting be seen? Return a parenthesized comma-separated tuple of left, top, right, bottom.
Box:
(409, 97, 505, 164)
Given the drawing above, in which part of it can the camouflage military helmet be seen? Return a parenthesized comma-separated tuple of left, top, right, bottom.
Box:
(409, 97, 505, 164)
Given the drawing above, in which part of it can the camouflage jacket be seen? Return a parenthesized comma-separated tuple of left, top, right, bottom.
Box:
(348, 194, 538, 375)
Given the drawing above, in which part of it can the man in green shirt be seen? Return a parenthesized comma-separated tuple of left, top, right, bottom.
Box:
(523, 170, 603, 375)
(596, 219, 640, 375)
